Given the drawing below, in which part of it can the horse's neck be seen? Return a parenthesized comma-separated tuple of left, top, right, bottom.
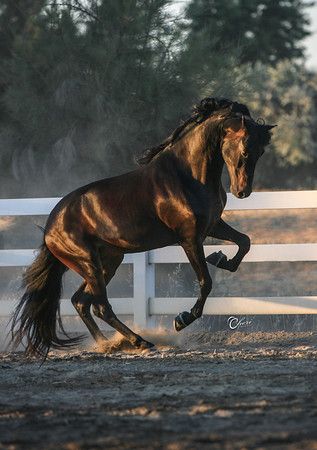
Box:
(206, 150, 225, 192)
(172, 122, 224, 191)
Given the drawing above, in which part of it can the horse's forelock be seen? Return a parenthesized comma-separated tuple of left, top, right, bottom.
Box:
(194, 97, 251, 120)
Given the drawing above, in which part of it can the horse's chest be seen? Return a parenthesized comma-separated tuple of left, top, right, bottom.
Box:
(155, 184, 225, 238)
(194, 203, 223, 236)
(212, 195, 226, 220)
(193, 194, 224, 225)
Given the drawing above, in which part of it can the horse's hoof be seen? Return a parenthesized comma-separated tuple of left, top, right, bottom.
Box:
(174, 311, 194, 332)
(206, 251, 227, 267)
(136, 339, 155, 350)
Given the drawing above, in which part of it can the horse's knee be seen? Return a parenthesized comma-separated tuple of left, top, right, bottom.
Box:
(240, 234, 251, 253)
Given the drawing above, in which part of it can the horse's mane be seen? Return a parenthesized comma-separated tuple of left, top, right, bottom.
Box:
(136, 97, 251, 166)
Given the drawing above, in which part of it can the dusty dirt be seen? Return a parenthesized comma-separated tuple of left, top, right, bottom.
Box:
(1, 330, 317, 450)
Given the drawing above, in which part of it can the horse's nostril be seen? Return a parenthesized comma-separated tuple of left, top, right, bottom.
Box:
(237, 191, 246, 199)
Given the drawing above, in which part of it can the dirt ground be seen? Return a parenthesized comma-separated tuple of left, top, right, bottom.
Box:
(1, 330, 317, 450)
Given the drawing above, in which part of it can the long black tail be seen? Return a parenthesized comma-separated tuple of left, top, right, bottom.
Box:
(11, 242, 82, 357)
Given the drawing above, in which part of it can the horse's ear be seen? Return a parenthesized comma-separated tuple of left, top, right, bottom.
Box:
(223, 117, 246, 139)
(265, 124, 277, 130)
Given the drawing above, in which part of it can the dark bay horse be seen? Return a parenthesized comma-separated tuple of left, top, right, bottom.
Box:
(11, 97, 275, 356)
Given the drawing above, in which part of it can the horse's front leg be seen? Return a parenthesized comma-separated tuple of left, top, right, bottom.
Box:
(206, 219, 251, 272)
(174, 240, 212, 332)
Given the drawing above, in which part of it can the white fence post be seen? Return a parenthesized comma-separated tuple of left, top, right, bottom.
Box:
(132, 251, 155, 329)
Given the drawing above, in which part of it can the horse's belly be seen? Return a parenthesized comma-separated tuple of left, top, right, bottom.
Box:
(98, 218, 177, 253)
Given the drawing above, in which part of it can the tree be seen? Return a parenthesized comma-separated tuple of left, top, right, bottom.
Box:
(185, 0, 312, 65)
(249, 61, 317, 165)
(0, 0, 197, 195)
(0, 0, 316, 196)
(0, 0, 46, 120)
(239, 61, 317, 188)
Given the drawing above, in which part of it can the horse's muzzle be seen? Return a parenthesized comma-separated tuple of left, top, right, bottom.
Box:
(232, 187, 251, 199)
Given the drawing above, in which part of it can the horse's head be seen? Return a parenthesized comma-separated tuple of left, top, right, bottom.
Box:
(221, 115, 275, 198)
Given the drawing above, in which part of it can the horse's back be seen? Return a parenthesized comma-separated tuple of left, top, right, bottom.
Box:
(44, 168, 176, 252)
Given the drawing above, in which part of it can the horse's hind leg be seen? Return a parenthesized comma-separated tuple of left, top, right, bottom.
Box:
(92, 297, 154, 350)
(71, 282, 107, 344)
(70, 251, 124, 344)
(91, 250, 154, 350)
(49, 237, 154, 349)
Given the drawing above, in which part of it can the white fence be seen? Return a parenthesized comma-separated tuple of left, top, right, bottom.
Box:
(0, 191, 317, 327)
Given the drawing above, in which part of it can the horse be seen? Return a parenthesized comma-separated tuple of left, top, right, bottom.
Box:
(11, 97, 275, 357)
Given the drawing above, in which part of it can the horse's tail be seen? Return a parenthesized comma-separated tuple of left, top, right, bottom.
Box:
(11, 242, 82, 358)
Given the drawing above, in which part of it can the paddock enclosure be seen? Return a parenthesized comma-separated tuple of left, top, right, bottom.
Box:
(0, 191, 317, 449)
(0, 190, 317, 325)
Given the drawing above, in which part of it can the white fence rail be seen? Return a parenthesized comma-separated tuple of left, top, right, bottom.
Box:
(0, 191, 317, 327)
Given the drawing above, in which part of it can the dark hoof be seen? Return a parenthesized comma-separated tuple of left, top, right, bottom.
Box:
(206, 251, 227, 267)
(174, 311, 195, 332)
(135, 338, 155, 350)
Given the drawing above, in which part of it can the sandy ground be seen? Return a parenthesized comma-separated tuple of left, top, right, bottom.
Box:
(1, 330, 317, 450)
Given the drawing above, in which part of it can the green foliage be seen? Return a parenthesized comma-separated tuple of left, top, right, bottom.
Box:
(0, 0, 192, 193)
(185, 0, 313, 65)
(245, 61, 317, 166)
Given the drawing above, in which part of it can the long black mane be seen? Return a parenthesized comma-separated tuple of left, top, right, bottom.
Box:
(136, 97, 251, 166)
